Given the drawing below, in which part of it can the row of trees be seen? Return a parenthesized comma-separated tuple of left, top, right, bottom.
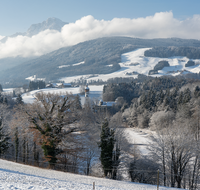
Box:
(29, 81, 46, 91)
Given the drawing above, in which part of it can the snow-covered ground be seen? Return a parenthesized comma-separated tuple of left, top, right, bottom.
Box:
(60, 48, 200, 83)
(122, 128, 153, 155)
(0, 159, 184, 190)
(21, 85, 104, 104)
(58, 61, 85, 68)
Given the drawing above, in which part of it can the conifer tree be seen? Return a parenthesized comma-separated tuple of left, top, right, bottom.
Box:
(182, 88, 191, 103)
(0, 118, 9, 157)
(15, 127, 19, 162)
(0, 84, 3, 92)
(112, 143, 120, 179)
(16, 94, 23, 104)
(194, 86, 200, 98)
(99, 119, 115, 177)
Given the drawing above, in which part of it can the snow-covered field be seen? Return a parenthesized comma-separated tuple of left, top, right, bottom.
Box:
(0, 159, 184, 190)
(60, 48, 200, 83)
(21, 85, 104, 104)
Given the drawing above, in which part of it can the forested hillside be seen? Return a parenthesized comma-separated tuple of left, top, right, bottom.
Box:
(145, 46, 200, 59)
(1, 37, 200, 87)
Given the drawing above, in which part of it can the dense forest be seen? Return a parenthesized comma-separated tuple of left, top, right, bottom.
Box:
(144, 46, 200, 59)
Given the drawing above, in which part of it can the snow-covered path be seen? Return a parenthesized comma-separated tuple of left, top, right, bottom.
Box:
(122, 128, 153, 155)
(0, 159, 184, 190)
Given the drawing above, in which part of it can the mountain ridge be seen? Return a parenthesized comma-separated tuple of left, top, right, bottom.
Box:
(1, 36, 200, 86)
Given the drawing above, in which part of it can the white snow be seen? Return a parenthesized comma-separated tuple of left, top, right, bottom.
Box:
(60, 48, 200, 83)
(58, 61, 85, 69)
(0, 159, 184, 190)
(21, 85, 104, 104)
(25, 75, 45, 81)
(58, 65, 70, 68)
(123, 128, 154, 155)
(106, 64, 113, 67)
(2, 88, 14, 93)
(72, 61, 85, 66)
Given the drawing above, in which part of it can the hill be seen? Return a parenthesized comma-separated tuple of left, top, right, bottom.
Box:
(1, 37, 200, 86)
(0, 159, 184, 190)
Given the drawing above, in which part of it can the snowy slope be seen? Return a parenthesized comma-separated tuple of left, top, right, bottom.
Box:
(0, 159, 185, 190)
(60, 48, 200, 83)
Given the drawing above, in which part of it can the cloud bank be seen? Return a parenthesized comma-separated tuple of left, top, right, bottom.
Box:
(0, 11, 200, 59)
(0, 35, 5, 40)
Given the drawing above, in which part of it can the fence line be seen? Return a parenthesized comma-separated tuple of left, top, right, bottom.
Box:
(1, 154, 199, 183)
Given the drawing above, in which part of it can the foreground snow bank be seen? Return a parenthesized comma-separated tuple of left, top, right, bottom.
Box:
(0, 159, 184, 190)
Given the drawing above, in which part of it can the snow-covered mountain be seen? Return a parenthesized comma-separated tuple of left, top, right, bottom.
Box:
(26, 17, 68, 37)
(60, 48, 200, 83)
(1, 37, 200, 86)
(1, 17, 68, 41)
(0, 18, 68, 71)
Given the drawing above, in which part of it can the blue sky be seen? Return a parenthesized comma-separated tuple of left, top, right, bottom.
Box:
(0, 0, 200, 59)
(0, 0, 200, 36)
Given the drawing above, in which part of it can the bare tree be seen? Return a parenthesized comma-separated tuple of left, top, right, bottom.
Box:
(150, 125, 195, 188)
(21, 92, 80, 168)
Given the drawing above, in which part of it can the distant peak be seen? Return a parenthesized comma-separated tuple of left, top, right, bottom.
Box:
(26, 18, 68, 36)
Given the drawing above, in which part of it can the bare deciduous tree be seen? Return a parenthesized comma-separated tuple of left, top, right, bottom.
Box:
(22, 92, 80, 168)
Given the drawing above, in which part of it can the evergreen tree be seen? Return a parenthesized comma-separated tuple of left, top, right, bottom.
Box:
(182, 88, 191, 103)
(194, 86, 200, 98)
(112, 143, 120, 179)
(3, 97, 8, 105)
(12, 90, 16, 97)
(16, 94, 23, 104)
(0, 84, 3, 92)
(178, 91, 183, 105)
(74, 95, 82, 110)
(99, 119, 115, 177)
(0, 93, 3, 103)
(38, 81, 46, 89)
(15, 127, 19, 162)
(0, 118, 9, 157)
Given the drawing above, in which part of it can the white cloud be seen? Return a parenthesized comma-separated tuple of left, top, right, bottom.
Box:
(0, 11, 200, 59)
(0, 35, 5, 40)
